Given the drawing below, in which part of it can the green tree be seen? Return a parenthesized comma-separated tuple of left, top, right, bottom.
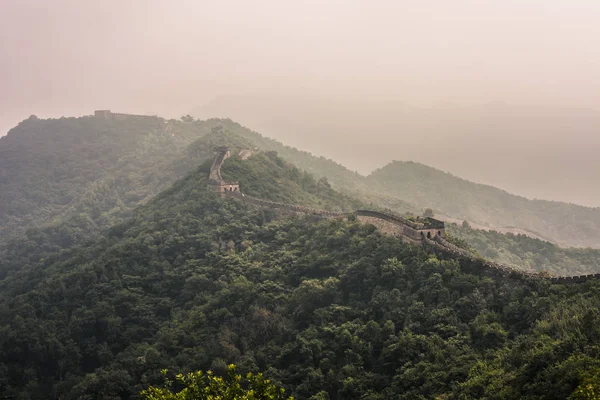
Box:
(569, 372, 600, 400)
(141, 364, 294, 400)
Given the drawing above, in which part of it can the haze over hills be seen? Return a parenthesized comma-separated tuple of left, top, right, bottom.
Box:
(366, 161, 600, 248)
(2, 113, 600, 252)
(0, 114, 214, 242)
(2, 123, 600, 398)
(5, 1, 600, 398)
(209, 118, 600, 248)
(194, 94, 600, 207)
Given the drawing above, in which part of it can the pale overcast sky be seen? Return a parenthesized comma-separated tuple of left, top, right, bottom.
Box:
(2, 0, 600, 205)
(2, 0, 599, 128)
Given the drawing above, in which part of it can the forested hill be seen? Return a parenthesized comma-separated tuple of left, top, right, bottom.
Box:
(2, 148, 600, 399)
(0, 114, 218, 242)
(367, 161, 600, 248)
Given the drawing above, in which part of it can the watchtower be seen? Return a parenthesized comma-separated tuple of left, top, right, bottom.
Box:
(212, 124, 224, 135)
(94, 110, 112, 119)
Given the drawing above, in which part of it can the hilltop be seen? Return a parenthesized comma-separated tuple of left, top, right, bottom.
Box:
(195, 95, 600, 206)
(0, 113, 414, 254)
(0, 113, 213, 242)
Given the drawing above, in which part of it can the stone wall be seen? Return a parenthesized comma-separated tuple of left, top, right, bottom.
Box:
(355, 215, 421, 244)
(93, 110, 155, 120)
(208, 149, 230, 183)
(209, 147, 597, 284)
(420, 235, 600, 284)
(208, 183, 240, 193)
(355, 210, 445, 242)
(94, 110, 111, 119)
(207, 147, 240, 195)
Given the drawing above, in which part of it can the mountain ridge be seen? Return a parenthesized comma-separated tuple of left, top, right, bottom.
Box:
(366, 160, 600, 248)
(2, 112, 600, 251)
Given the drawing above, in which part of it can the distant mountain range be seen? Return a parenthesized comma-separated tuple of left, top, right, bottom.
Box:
(193, 94, 600, 207)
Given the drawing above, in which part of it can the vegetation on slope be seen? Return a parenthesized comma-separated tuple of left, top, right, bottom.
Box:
(0, 114, 220, 242)
(0, 121, 254, 278)
(220, 151, 361, 212)
(5, 113, 600, 252)
(210, 119, 600, 248)
(216, 119, 365, 190)
(141, 364, 293, 400)
(368, 160, 600, 248)
(1, 152, 600, 399)
(0, 143, 357, 279)
(448, 222, 600, 276)
(216, 119, 420, 216)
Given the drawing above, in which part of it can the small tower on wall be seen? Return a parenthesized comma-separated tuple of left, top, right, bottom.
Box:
(212, 123, 224, 135)
(94, 110, 112, 119)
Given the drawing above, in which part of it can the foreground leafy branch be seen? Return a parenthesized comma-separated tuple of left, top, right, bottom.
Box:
(141, 364, 294, 400)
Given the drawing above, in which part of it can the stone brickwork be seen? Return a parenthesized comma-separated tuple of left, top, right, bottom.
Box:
(421, 235, 600, 284)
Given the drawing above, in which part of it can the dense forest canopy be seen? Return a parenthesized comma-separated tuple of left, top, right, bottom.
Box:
(1, 145, 600, 399)
(1, 114, 600, 399)
(0, 115, 214, 242)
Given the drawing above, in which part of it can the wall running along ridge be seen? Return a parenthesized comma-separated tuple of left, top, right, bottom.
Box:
(207, 146, 240, 193)
(209, 145, 598, 283)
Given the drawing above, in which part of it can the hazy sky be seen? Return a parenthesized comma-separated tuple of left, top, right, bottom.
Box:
(2, 0, 600, 204)
(2, 0, 599, 125)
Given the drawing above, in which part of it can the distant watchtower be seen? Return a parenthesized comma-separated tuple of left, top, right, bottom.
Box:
(94, 110, 112, 119)
(212, 124, 224, 135)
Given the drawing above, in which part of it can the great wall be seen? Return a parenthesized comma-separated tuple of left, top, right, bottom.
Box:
(207, 142, 600, 284)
